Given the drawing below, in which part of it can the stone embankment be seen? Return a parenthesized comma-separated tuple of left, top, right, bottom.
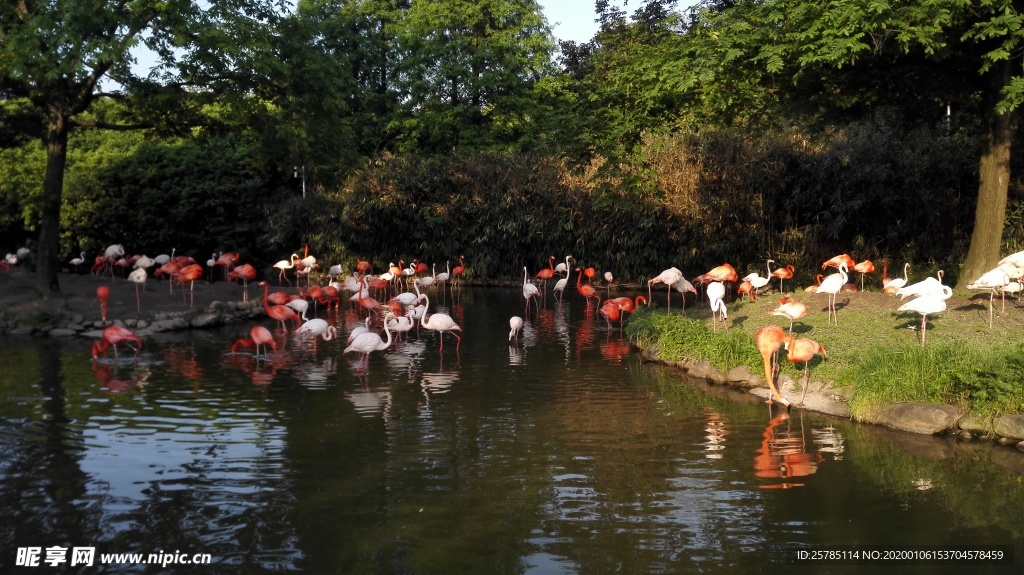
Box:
(641, 344, 1024, 452)
(0, 299, 266, 339)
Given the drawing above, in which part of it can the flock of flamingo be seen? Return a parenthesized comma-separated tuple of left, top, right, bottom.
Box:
(32, 243, 1024, 401)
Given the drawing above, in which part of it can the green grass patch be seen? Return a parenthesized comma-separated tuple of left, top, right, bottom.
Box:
(627, 307, 760, 372)
(626, 303, 1024, 419)
(841, 341, 1024, 418)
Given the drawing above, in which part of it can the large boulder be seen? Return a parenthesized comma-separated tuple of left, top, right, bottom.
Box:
(865, 403, 959, 435)
(993, 415, 1024, 440)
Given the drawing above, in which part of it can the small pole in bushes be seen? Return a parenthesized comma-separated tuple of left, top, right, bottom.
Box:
(294, 165, 306, 198)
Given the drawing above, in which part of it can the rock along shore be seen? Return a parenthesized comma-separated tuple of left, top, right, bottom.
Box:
(639, 344, 1024, 452)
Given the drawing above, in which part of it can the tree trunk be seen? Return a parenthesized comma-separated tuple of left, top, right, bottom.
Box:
(958, 59, 1014, 290)
(36, 116, 69, 297)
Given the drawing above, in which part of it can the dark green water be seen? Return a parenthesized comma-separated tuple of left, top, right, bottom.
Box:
(1, 287, 1022, 574)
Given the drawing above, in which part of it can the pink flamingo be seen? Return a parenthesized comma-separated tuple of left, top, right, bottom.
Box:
(231, 325, 277, 356)
(92, 326, 143, 360)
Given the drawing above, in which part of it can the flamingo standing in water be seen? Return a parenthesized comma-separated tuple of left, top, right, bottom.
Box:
(231, 326, 277, 357)
(417, 292, 462, 351)
(534, 256, 556, 293)
(575, 268, 600, 306)
(259, 281, 301, 331)
(295, 318, 337, 350)
(92, 326, 143, 360)
(451, 255, 465, 287)
(348, 317, 372, 343)
(509, 316, 524, 342)
(784, 335, 826, 406)
(599, 299, 621, 329)
(523, 266, 540, 314)
(605, 295, 647, 328)
(754, 325, 791, 408)
(552, 255, 573, 303)
(345, 312, 396, 371)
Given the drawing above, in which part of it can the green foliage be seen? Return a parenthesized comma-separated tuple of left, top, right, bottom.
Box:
(842, 341, 1024, 418)
(69, 134, 278, 264)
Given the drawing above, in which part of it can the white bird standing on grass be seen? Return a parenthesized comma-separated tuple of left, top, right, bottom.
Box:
(817, 263, 848, 325)
(967, 268, 1011, 328)
(707, 281, 728, 332)
(898, 295, 946, 346)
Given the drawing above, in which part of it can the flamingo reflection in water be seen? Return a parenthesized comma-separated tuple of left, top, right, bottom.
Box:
(703, 408, 728, 459)
(599, 338, 632, 364)
(345, 388, 393, 418)
(754, 411, 823, 489)
(92, 362, 150, 394)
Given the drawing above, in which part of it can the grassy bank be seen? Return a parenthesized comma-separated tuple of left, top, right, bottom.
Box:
(624, 290, 1024, 419)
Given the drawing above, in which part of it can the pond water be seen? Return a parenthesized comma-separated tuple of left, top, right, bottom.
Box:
(1, 287, 1022, 574)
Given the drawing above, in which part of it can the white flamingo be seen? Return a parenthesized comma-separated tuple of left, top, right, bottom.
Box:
(273, 254, 299, 286)
(552, 256, 572, 303)
(154, 248, 174, 266)
(896, 271, 952, 301)
(883, 262, 910, 291)
(344, 312, 395, 370)
(296, 318, 336, 339)
(648, 267, 684, 310)
(127, 267, 147, 313)
(707, 281, 728, 332)
(69, 251, 86, 272)
(387, 313, 415, 341)
(434, 262, 450, 292)
(744, 261, 772, 295)
(522, 266, 540, 314)
(286, 298, 310, 321)
(418, 292, 462, 351)
(295, 318, 337, 351)
(509, 316, 524, 342)
(967, 268, 1011, 328)
(898, 295, 946, 346)
(347, 317, 371, 343)
(817, 262, 848, 325)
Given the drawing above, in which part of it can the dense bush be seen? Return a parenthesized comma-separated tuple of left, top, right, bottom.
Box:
(0, 116, 1003, 287)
